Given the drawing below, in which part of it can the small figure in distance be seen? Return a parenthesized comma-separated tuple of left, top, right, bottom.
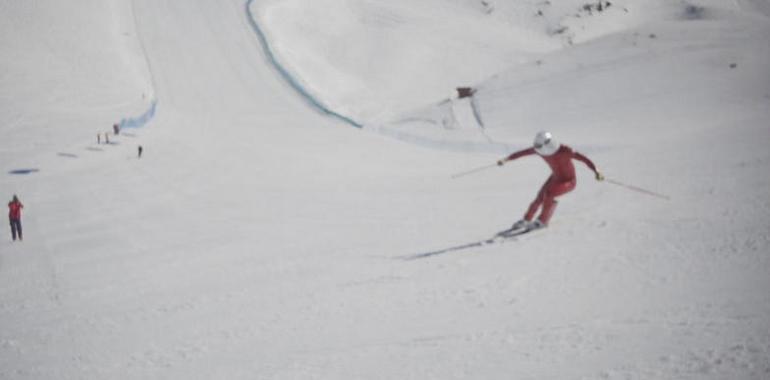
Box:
(8, 194, 24, 241)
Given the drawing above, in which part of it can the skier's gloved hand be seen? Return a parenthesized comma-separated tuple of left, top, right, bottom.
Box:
(497, 159, 506, 166)
(595, 171, 605, 181)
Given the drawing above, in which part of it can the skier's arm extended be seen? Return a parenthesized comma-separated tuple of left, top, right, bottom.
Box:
(497, 148, 536, 166)
(573, 151, 604, 181)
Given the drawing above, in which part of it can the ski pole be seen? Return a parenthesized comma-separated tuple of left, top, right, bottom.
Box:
(451, 163, 498, 179)
(605, 178, 671, 201)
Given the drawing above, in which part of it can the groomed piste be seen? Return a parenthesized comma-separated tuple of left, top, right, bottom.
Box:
(1, 0, 769, 378)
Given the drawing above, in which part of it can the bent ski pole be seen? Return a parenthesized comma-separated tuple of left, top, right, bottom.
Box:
(451, 163, 498, 179)
(605, 178, 670, 200)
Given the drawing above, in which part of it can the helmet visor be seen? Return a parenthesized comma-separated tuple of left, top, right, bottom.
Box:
(534, 137, 551, 150)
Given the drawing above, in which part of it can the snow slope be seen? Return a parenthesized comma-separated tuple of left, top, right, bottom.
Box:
(255, 0, 558, 124)
(1, 0, 769, 379)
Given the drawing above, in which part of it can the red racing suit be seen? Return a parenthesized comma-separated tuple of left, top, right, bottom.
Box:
(504, 145, 598, 225)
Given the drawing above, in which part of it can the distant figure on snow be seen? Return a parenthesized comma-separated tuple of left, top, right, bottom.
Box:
(113, 123, 120, 135)
(497, 131, 604, 231)
(8, 195, 23, 241)
(137, 145, 143, 159)
(105, 133, 110, 144)
(97, 133, 101, 144)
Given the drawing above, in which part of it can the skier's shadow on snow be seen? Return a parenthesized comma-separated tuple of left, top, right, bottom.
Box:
(401, 240, 491, 260)
(57, 152, 78, 158)
(398, 227, 528, 260)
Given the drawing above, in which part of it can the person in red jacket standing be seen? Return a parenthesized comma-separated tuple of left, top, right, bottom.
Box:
(497, 131, 604, 231)
(8, 195, 23, 241)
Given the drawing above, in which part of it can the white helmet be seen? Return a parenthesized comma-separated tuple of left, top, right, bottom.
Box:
(533, 131, 560, 156)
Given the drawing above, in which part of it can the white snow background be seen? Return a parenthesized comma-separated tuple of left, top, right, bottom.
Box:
(1, 0, 770, 379)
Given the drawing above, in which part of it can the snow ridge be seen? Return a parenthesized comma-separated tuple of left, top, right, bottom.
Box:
(244, 0, 363, 128)
(118, 99, 157, 130)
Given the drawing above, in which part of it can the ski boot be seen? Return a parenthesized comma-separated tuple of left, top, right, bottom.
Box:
(527, 219, 546, 231)
(511, 219, 529, 230)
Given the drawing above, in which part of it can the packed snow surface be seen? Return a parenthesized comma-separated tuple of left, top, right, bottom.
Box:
(1, 0, 769, 379)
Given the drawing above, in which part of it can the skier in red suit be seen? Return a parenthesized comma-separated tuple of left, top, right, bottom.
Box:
(497, 131, 604, 230)
(8, 194, 23, 241)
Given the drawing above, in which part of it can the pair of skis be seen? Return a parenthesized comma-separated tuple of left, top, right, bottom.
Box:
(401, 224, 542, 260)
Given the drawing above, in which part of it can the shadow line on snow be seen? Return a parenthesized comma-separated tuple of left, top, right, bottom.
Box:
(8, 168, 40, 175)
(244, 0, 363, 129)
(119, 100, 157, 130)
